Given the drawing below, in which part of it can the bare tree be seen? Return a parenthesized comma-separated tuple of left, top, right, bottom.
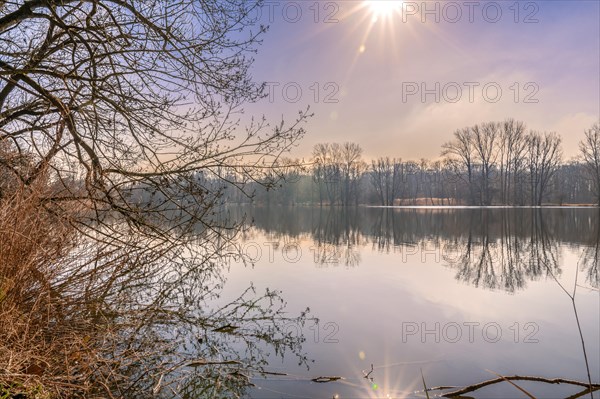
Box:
(580, 123, 600, 205)
(442, 127, 477, 205)
(402, 160, 420, 205)
(471, 122, 500, 205)
(1, 1, 311, 396)
(312, 143, 330, 206)
(370, 158, 388, 206)
(429, 159, 448, 205)
(370, 157, 403, 206)
(326, 143, 343, 205)
(500, 119, 528, 205)
(1, 0, 309, 217)
(340, 142, 363, 206)
(527, 131, 562, 206)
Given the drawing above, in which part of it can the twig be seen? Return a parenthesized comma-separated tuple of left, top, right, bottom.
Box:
(486, 370, 536, 399)
(421, 368, 430, 399)
(362, 363, 374, 382)
(566, 386, 600, 399)
(543, 256, 595, 398)
(432, 376, 600, 397)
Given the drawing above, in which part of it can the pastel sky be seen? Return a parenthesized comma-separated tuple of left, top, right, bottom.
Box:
(245, 0, 600, 160)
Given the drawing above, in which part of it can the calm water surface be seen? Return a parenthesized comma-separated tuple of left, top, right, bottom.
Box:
(221, 207, 600, 398)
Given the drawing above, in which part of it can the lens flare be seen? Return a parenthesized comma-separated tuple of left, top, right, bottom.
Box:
(366, 1, 403, 19)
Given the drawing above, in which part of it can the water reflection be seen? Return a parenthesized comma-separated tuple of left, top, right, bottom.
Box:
(238, 206, 600, 291)
(582, 215, 600, 289)
(55, 214, 313, 398)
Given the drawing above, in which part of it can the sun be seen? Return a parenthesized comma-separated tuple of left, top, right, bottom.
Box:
(366, 0, 403, 18)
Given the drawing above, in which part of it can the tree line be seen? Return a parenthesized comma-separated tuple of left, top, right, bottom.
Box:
(238, 120, 600, 206)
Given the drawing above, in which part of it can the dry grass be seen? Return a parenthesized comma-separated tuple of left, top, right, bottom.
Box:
(0, 182, 98, 398)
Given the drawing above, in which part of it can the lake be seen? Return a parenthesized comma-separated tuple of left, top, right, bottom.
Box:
(219, 206, 600, 398)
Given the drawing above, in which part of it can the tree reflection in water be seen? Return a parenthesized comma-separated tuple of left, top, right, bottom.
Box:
(241, 206, 599, 292)
(581, 209, 600, 288)
(63, 215, 313, 398)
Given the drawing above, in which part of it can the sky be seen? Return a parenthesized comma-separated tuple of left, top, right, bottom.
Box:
(244, 0, 600, 161)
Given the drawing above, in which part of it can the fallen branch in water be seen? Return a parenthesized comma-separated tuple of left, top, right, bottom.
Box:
(187, 360, 242, 367)
(428, 376, 600, 397)
(311, 376, 343, 383)
(260, 371, 288, 376)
